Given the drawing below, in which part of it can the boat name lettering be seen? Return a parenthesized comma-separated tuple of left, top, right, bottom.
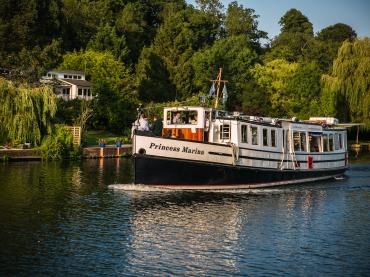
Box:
(148, 143, 204, 155)
(149, 142, 180, 152)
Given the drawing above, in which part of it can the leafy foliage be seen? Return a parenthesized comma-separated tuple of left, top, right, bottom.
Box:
(39, 125, 80, 160)
(322, 38, 370, 127)
(0, 1, 368, 137)
(0, 78, 57, 145)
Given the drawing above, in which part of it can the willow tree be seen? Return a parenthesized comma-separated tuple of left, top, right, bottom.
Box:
(0, 78, 57, 145)
(321, 38, 370, 127)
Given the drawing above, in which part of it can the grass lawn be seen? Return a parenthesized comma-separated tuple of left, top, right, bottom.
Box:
(83, 130, 122, 146)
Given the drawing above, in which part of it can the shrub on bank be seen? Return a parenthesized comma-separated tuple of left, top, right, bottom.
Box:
(39, 126, 80, 160)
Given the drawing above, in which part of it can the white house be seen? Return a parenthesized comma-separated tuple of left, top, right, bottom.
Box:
(41, 70, 94, 100)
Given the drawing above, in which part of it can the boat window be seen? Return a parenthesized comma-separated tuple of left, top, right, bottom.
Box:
(338, 134, 343, 149)
(167, 110, 198, 125)
(251, 126, 258, 145)
(323, 134, 329, 152)
(263, 128, 268, 146)
(300, 132, 307, 152)
(335, 134, 341, 150)
(220, 124, 230, 140)
(271, 130, 276, 147)
(293, 131, 300, 151)
(241, 125, 248, 143)
(329, 134, 334, 151)
(309, 133, 321, 152)
(293, 131, 306, 151)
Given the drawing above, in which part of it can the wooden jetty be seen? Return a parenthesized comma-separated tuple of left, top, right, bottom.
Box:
(0, 145, 132, 161)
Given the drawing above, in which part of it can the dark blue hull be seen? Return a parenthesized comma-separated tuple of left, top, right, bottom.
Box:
(133, 154, 346, 189)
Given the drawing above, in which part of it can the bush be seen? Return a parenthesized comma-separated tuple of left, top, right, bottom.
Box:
(39, 126, 81, 160)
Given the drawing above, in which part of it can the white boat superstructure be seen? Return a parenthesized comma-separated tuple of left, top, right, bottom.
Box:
(133, 106, 348, 189)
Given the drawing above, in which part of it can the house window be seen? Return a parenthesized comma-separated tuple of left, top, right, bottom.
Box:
(78, 75, 81, 79)
(263, 128, 268, 146)
(251, 126, 258, 145)
(271, 130, 276, 147)
(47, 73, 51, 77)
(73, 75, 77, 79)
(78, 88, 82, 96)
(64, 74, 67, 78)
(338, 134, 343, 149)
(241, 125, 248, 143)
(220, 124, 230, 140)
(68, 75, 72, 79)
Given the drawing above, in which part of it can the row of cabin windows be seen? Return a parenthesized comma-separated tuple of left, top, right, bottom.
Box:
(220, 124, 345, 152)
(78, 88, 92, 97)
(241, 125, 276, 147)
(221, 124, 277, 147)
(292, 131, 344, 152)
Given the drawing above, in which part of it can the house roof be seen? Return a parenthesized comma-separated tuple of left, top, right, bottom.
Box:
(49, 69, 85, 75)
(60, 79, 93, 87)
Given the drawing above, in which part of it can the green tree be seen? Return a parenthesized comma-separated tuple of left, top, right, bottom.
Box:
(59, 49, 131, 89)
(224, 1, 267, 48)
(61, 0, 106, 51)
(60, 50, 138, 132)
(317, 23, 357, 43)
(279, 8, 313, 35)
(191, 35, 259, 109)
(322, 38, 370, 127)
(252, 59, 298, 116)
(286, 62, 322, 118)
(315, 23, 357, 72)
(270, 9, 314, 62)
(87, 23, 129, 64)
(136, 47, 176, 102)
(0, 78, 57, 145)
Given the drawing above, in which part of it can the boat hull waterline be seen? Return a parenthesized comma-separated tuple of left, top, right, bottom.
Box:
(134, 154, 346, 190)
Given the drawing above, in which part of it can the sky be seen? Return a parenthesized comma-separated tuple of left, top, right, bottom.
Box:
(186, 0, 370, 40)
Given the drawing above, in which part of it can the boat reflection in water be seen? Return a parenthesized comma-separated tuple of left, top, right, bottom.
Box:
(114, 186, 329, 276)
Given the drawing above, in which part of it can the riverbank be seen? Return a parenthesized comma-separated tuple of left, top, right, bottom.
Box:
(0, 145, 132, 161)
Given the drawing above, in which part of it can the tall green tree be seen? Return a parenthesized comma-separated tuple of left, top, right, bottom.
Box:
(322, 38, 370, 127)
(286, 62, 322, 118)
(191, 35, 259, 109)
(270, 9, 314, 62)
(224, 1, 267, 48)
(0, 78, 57, 145)
(60, 50, 138, 132)
(252, 59, 298, 116)
(279, 8, 313, 35)
(87, 23, 129, 64)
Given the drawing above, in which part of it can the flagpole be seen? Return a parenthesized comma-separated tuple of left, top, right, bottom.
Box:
(210, 68, 228, 109)
(215, 68, 222, 109)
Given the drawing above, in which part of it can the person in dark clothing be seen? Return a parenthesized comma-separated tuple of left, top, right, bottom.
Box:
(152, 115, 163, 137)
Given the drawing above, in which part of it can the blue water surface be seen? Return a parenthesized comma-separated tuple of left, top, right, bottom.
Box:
(0, 154, 369, 276)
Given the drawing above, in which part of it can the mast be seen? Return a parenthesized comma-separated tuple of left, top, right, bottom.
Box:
(210, 68, 228, 109)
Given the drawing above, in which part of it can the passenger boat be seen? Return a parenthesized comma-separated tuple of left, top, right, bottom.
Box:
(132, 72, 348, 190)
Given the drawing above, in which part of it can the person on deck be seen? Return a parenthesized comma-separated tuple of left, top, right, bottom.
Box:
(152, 115, 163, 136)
(172, 112, 182, 124)
(138, 114, 149, 131)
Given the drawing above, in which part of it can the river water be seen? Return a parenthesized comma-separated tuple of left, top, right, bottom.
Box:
(0, 153, 369, 276)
